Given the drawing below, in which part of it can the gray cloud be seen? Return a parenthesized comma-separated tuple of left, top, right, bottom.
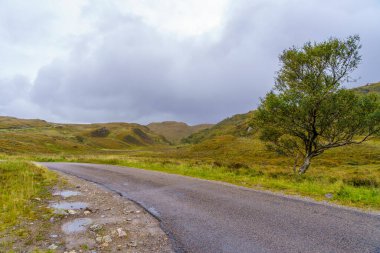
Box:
(1, 0, 380, 124)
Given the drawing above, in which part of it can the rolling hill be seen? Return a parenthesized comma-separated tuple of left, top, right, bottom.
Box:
(352, 81, 380, 95)
(0, 117, 169, 154)
(147, 121, 213, 144)
(182, 111, 255, 144)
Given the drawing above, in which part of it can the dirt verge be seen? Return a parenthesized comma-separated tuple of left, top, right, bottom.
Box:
(2, 172, 174, 253)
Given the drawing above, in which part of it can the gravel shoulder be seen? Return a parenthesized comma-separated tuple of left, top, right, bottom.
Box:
(2, 171, 174, 253)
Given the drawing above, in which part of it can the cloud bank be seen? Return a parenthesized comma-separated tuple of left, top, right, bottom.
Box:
(1, 0, 379, 124)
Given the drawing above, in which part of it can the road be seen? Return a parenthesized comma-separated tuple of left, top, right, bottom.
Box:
(40, 162, 380, 253)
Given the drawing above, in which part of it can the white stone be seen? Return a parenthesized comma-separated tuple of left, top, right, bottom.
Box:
(103, 235, 112, 243)
(48, 244, 58, 250)
(90, 224, 103, 231)
(117, 228, 127, 237)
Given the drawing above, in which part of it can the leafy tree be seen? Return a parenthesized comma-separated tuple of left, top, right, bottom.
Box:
(255, 35, 380, 174)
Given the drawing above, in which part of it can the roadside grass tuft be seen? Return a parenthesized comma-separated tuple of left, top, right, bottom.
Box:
(0, 161, 57, 232)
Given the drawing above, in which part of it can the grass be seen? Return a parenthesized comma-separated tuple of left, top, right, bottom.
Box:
(0, 161, 57, 232)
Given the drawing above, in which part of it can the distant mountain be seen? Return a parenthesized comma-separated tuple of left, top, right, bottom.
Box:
(147, 121, 213, 144)
(0, 116, 169, 154)
(0, 116, 50, 129)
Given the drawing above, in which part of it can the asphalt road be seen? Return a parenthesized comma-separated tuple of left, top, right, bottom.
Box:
(40, 162, 380, 253)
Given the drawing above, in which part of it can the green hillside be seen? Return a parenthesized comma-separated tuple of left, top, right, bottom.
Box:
(352, 82, 380, 95)
(0, 117, 169, 154)
(147, 121, 213, 144)
(182, 111, 255, 144)
(0, 117, 50, 129)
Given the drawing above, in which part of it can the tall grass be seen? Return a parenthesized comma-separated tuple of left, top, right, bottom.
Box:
(0, 161, 57, 231)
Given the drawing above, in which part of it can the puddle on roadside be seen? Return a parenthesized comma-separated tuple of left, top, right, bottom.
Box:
(53, 190, 81, 198)
(62, 218, 93, 234)
(49, 202, 88, 210)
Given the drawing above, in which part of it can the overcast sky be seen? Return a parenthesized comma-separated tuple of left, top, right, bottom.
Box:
(0, 0, 379, 124)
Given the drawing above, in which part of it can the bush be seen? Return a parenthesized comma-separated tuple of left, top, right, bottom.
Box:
(91, 127, 110, 137)
(227, 162, 249, 170)
(344, 177, 379, 187)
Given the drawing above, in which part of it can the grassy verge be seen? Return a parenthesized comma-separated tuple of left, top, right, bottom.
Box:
(0, 160, 58, 250)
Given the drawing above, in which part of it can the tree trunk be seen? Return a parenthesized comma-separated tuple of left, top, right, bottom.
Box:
(293, 154, 299, 174)
(298, 155, 311, 175)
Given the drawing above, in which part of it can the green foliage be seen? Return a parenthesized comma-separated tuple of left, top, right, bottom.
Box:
(255, 35, 380, 174)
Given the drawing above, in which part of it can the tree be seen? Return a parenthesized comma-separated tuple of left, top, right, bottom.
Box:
(254, 35, 380, 174)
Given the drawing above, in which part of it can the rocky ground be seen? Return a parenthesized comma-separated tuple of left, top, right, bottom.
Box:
(2, 172, 174, 253)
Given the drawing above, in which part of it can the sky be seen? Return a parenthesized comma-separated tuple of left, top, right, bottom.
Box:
(0, 0, 379, 124)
